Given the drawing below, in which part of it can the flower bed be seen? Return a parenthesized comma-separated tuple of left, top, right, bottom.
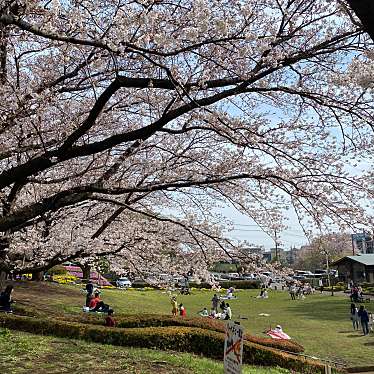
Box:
(52, 274, 78, 284)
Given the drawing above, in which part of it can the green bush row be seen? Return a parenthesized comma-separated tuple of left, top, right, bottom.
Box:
(131, 280, 260, 289)
(323, 286, 345, 292)
(67, 313, 304, 353)
(189, 280, 260, 289)
(45, 265, 68, 276)
(0, 314, 330, 373)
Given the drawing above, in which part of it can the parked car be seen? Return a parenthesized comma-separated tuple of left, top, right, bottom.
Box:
(292, 275, 306, 281)
(261, 271, 273, 277)
(116, 277, 132, 288)
(227, 272, 240, 279)
(273, 276, 284, 283)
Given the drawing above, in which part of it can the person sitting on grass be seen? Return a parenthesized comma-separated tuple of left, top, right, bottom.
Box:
(257, 287, 268, 299)
(179, 303, 186, 317)
(105, 309, 116, 327)
(199, 307, 209, 317)
(226, 287, 235, 298)
(89, 292, 101, 309)
(0, 285, 14, 313)
(89, 292, 110, 313)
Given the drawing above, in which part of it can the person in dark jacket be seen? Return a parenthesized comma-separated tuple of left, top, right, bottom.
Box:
(358, 305, 369, 335)
(0, 285, 14, 312)
(219, 300, 226, 313)
(85, 281, 94, 307)
(211, 294, 219, 312)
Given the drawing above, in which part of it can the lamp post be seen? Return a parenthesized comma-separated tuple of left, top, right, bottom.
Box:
(320, 243, 334, 296)
(324, 251, 334, 296)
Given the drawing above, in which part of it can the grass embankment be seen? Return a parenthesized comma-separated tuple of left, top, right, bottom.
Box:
(0, 328, 289, 374)
(9, 281, 374, 367)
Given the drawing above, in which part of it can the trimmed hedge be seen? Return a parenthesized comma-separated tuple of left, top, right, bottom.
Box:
(66, 313, 304, 354)
(189, 280, 260, 289)
(46, 265, 68, 276)
(131, 280, 260, 289)
(0, 313, 331, 373)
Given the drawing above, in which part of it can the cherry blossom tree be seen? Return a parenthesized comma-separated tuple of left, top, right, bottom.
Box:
(293, 232, 353, 271)
(0, 0, 373, 278)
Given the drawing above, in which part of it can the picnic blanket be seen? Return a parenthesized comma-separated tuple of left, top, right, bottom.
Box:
(220, 295, 237, 300)
(266, 329, 291, 340)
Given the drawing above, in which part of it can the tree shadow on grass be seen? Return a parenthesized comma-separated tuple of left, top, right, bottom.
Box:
(345, 334, 365, 338)
(284, 297, 352, 322)
(363, 341, 374, 346)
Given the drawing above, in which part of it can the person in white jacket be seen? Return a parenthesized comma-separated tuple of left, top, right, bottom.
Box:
(225, 303, 232, 320)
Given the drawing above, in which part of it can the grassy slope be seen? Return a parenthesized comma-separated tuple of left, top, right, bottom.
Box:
(0, 329, 289, 374)
(10, 281, 374, 366)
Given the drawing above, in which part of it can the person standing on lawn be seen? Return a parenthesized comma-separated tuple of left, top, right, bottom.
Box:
(369, 312, 373, 332)
(224, 303, 232, 320)
(350, 303, 360, 330)
(211, 294, 219, 312)
(171, 296, 178, 316)
(289, 284, 296, 300)
(358, 305, 370, 335)
(220, 299, 226, 313)
(318, 278, 324, 294)
(85, 281, 94, 307)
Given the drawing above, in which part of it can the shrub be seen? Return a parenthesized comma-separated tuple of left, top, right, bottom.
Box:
(130, 280, 260, 289)
(46, 265, 68, 276)
(189, 280, 260, 289)
(0, 314, 332, 373)
(60, 313, 304, 353)
(323, 286, 345, 292)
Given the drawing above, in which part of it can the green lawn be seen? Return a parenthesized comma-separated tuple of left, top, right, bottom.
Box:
(0, 329, 289, 374)
(9, 281, 374, 367)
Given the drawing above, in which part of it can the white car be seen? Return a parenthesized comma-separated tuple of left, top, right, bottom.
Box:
(116, 277, 132, 288)
(227, 272, 240, 279)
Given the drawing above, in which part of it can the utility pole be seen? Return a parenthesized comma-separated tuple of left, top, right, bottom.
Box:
(351, 234, 355, 256)
(274, 229, 279, 262)
(325, 251, 334, 296)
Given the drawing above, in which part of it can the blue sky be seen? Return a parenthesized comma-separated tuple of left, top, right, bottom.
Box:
(219, 205, 308, 250)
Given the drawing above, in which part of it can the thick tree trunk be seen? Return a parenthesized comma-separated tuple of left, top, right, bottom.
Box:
(0, 21, 8, 85)
(31, 271, 44, 281)
(0, 270, 6, 290)
(347, 0, 374, 41)
(0, 234, 9, 289)
(79, 264, 91, 281)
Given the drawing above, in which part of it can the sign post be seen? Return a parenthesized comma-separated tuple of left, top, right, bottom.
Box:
(224, 321, 244, 374)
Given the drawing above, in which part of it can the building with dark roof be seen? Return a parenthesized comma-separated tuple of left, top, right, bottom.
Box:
(332, 254, 374, 283)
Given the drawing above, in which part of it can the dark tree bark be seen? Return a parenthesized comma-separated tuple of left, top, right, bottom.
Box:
(0, 21, 7, 85)
(347, 0, 374, 41)
(31, 271, 43, 281)
(79, 264, 91, 281)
